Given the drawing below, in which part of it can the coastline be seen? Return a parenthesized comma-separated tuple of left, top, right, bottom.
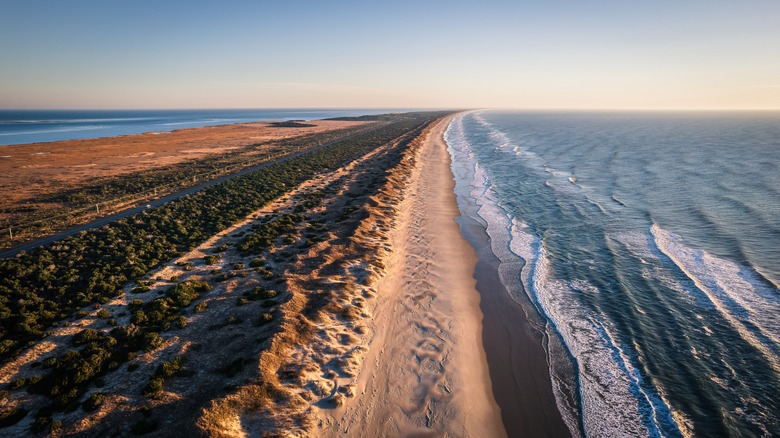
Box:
(444, 115, 575, 437)
(315, 115, 506, 436)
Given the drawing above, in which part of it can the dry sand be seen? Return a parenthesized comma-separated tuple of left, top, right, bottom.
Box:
(315, 116, 506, 437)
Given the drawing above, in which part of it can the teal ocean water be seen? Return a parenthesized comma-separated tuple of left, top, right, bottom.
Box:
(445, 111, 780, 437)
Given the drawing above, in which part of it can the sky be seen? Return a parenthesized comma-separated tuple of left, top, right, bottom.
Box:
(1, 0, 778, 110)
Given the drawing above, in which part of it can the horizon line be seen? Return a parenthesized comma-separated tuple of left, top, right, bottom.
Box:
(1, 106, 780, 112)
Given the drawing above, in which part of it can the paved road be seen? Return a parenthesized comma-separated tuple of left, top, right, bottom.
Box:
(0, 125, 384, 259)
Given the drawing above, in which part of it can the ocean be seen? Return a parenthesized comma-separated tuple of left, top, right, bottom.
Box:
(0, 108, 397, 146)
(445, 111, 780, 437)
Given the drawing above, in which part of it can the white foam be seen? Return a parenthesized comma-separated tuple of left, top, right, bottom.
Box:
(470, 113, 621, 219)
(508, 223, 680, 437)
(609, 231, 711, 310)
(652, 225, 780, 373)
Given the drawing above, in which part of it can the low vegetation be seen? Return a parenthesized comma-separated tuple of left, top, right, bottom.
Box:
(0, 122, 375, 245)
(0, 113, 439, 365)
(0, 111, 451, 434)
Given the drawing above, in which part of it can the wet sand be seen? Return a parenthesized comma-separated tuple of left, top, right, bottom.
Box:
(458, 214, 574, 437)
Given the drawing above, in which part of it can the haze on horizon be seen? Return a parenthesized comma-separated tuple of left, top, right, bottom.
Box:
(1, 0, 778, 110)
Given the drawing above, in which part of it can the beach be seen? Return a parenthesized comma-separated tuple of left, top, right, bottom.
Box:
(3, 112, 488, 436)
(314, 115, 506, 436)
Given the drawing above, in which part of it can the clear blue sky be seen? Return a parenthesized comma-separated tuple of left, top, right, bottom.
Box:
(1, 0, 778, 109)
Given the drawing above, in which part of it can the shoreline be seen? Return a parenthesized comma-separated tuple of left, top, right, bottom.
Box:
(444, 117, 574, 437)
(1, 111, 572, 435)
(457, 214, 574, 437)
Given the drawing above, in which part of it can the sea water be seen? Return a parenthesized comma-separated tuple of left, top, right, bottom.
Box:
(0, 108, 397, 146)
(445, 111, 780, 437)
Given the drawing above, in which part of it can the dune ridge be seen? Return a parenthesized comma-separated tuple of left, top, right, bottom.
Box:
(196, 119, 435, 436)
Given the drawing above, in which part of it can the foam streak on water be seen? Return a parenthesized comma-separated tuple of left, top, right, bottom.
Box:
(652, 225, 780, 372)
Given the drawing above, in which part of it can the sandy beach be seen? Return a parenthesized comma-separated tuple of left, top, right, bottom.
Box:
(314, 115, 506, 436)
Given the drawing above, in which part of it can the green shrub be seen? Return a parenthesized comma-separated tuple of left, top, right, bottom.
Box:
(144, 356, 184, 397)
(256, 268, 274, 280)
(243, 287, 277, 301)
(156, 357, 184, 379)
(143, 332, 163, 352)
(9, 378, 27, 390)
(143, 377, 164, 397)
(73, 328, 102, 345)
(175, 261, 194, 271)
(255, 313, 274, 326)
(82, 391, 106, 411)
(165, 281, 211, 307)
